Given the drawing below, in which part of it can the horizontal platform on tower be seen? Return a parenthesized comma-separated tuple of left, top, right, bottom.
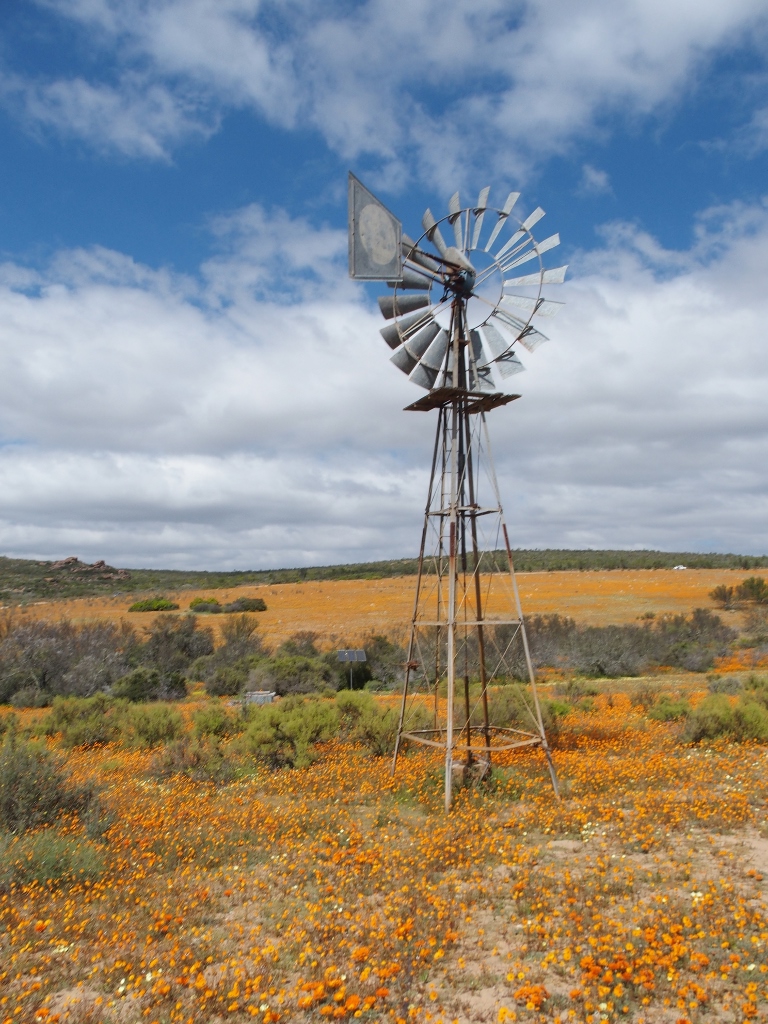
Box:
(404, 387, 520, 413)
(426, 505, 501, 517)
(400, 725, 542, 753)
(412, 618, 522, 627)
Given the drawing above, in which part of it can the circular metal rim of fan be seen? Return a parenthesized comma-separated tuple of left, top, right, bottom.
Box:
(380, 191, 566, 390)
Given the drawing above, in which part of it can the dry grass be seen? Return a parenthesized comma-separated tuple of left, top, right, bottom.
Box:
(6, 568, 765, 651)
(3, 684, 768, 1023)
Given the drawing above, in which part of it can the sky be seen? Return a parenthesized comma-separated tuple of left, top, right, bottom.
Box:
(1, 0, 768, 570)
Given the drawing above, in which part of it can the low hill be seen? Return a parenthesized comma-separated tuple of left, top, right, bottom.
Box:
(0, 548, 767, 604)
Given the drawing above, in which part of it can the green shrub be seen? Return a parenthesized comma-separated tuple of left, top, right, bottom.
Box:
(277, 631, 321, 657)
(118, 703, 183, 749)
(224, 597, 267, 613)
(736, 577, 768, 604)
(683, 694, 735, 742)
(206, 663, 249, 697)
(251, 654, 334, 696)
(488, 684, 553, 732)
(0, 734, 93, 833)
(334, 689, 414, 756)
(128, 598, 179, 612)
(190, 596, 221, 610)
(242, 696, 339, 768)
(43, 693, 120, 748)
(140, 616, 214, 679)
(353, 704, 400, 756)
(683, 691, 768, 743)
(0, 712, 17, 738)
(0, 831, 104, 890)
(152, 734, 241, 785)
(708, 675, 743, 694)
(732, 699, 768, 741)
(10, 686, 51, 708)
(743, 674, 768, 701)
(709, 584, 735, 609)
(647, 695, 691, 721)
(335, 689, 376, 738)
(193, 702, 241, 738)
(546, 699, 572, 719)
(111, 666, 162, 702)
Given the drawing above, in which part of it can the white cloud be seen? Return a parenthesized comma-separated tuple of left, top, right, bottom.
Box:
(577, 164, 613, 198)
(8, 0, 768, 181)
(0, 198, 768, 566)
(0, 70, 217, 159)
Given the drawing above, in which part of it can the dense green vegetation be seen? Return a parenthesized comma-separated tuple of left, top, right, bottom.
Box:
(1, 548, 766, 604)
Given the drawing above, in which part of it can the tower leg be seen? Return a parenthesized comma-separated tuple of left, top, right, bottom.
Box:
(392, 407, 444, 778)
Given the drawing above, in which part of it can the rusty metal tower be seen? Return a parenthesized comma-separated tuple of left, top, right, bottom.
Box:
(348, 176, 564, 810)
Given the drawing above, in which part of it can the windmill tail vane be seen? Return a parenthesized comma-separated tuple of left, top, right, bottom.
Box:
(348, 173, 565, 811)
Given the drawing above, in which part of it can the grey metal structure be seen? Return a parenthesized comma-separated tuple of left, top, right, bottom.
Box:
(337, 648, 367, 689)
(348, 175, 565, 811)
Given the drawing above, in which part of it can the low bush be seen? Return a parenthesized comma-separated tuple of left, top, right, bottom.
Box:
(193, 701, 242, 738)
(242, 696, 339, 768)
(9, 686, 51, 708)
(335, 689, 375, 738)
(629, 681, 662, 711)
(0, 711, 17, 737)
(709, 584, 735, 609)
(708, 675, 743, 694)
(488, 684, 553, 733)
(225, 597, 267, 613)
(152, 734, 241, 785)
(111, 666, 163, 702)
(129, 598, 180, 612)
(191, 596, 267, 614)
(43, 693, 120, 748)
(189, 597, 222, 613)
(647, 695, 691, 721)
(118, 703, 183, 749)
(0, 831, 104, 890)
(736, 577, 768, 604)
(250, 654, 334, 697)
(732, 699, 768, 741)
(0, 733, 94, 833)
(683, 692, 768, 743)
(744, 674, 768, 699)
(354, 703, 401, 756)
(334, 689, 410, 757)
(682, 694, 734, 742)
(206, 663, 250, 697)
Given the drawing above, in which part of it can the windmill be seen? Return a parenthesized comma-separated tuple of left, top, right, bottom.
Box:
(348, 174, 565, 811)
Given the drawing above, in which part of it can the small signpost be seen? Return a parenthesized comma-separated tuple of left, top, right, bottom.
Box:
(337, 648, 367, 689)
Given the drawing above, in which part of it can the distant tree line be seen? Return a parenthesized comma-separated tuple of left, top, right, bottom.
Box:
(2, 548, 767, 603)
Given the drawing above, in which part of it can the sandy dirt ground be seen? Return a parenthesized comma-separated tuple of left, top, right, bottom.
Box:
(5, 568, 764, 649)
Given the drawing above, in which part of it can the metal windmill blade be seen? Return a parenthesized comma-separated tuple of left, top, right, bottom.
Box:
(480, 322, 526, 378)
(387, 266, 436, 290)
(471, 186, 491, 249)
(484, 191, 520, 251)
(448, 192, 463, 249)
(409, 329, 450, 389)
(390, 321, 442, 375)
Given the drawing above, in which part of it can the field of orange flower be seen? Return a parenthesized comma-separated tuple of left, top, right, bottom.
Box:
(3, 678, 768, 1024)
(9, 568, 765, 650)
